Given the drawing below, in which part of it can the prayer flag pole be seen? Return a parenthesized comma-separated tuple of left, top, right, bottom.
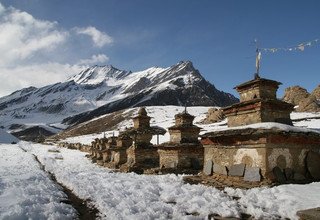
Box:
(255, 39, 261, 79)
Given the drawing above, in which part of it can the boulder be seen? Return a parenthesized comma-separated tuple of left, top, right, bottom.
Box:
(297, 95, 320, 112)
(306, 151, 320, 180)
(273, 166, 286, 183)
(283, 86, 310, 106)
(284, 168, 294, 180)
(311, 84, 320, 100)
(203, 160, 213, 176)
(213, 164, 228, 175)
(228, 164, 245, 177)
(202, 108, 225, 124)
(294, 173, 306, 181)
(244, 167, 261, 182)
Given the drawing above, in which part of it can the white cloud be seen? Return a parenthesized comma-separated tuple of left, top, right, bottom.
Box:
(0, 3, 5, 14)
(0, 63, 84, 97)
(75, 26, 113, 47)
(0, 3, 114, 97)
(77, 54, 109, 65)
(0, 5, 68, 66)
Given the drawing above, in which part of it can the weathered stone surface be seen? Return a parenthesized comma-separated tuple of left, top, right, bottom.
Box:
(311, 85, 320, 100)
(297, 207, 320, 220)
(228, 164, 245, 177)
(213, 164, 228, 175)
(167, 161, 176, 168)
(203, 160, 213, 176)
(284, 168, 294, 180)
(306, 151, 320, 179)
(294, 173, 306, 181)
(297, 95, 320, 112)
(273, 166, 286, 183)
(283, 85, 310, 106)
(244, 167, 261, 182)
(191, 158, 201, 170)
(202, 108, 225, 124)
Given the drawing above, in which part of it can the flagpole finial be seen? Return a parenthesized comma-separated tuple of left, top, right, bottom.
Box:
(255, 39, 261, 78)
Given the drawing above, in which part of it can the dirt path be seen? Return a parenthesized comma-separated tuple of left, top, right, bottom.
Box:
(19, 146, 99, 220)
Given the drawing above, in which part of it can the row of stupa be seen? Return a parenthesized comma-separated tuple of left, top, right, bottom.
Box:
(82, 75, 320, 185)
(88, 107, 203, 174)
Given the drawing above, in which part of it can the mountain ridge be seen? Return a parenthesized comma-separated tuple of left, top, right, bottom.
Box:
(0, 60, 238, 140)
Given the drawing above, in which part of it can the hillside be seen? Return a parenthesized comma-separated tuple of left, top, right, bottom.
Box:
(54, 106, 320, 146)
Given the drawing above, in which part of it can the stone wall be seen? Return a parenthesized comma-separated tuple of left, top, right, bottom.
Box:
(103, 148, 128, 168)
(239, 87, 260, 102)
(126, 146, 159, 168)
(169, 128, 200, 143)
(204, 145, 267, 175)
(226, 109, 261, 127)
(158, 146, 203, 170)
(238, 85, 277, 102)
(224, 100, 293, 127)
(202, 130, 320, 181)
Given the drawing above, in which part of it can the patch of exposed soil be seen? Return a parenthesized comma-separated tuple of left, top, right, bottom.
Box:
(52, 109, 135, 140)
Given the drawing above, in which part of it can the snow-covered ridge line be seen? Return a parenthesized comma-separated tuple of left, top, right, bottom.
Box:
(0, 60, 237, 134)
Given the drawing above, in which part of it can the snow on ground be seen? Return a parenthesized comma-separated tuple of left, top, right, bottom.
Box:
(11, 142, 320, 220)
(62, 106, 320, 146)
(225, 183, 320, 219)
(0, 143, 77, 219)
(22, 142, 240, 219)
(1, 139, 320, 219)
(63, 106, 224, 145)
(2, 107, 320, 219)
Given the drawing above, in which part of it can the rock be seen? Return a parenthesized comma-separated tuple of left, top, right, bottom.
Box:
(284, 168, 294, 180)
(228, 164, 245, 177)
(306, 151, 320, 180)
(273, 166, 286, 183)
(191, 158, 201, 170)
(311, 85, 320, 100)
(167, 161, 176, 168)
(297, 207, 320, 220)
(282, 86, 310, 106)
(213, 164, 228, 175)
(294, 173, 306, 181)
(244, 167, 261, 182)
(297, 95, 320, 112)
(203, 160, 213, 176)
(202, 108, 225, 124)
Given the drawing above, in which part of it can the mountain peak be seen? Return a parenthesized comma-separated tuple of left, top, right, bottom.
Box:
(69, 65, 130, 85)
(176, 60, 194, 68)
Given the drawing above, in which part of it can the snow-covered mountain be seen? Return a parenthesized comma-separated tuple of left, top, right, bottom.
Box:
(0, 61, 238, 138)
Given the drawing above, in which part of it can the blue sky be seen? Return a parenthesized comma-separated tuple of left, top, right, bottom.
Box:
(0, 0, 319, 97)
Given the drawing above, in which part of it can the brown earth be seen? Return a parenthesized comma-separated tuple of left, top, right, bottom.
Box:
(51, 109, 135, 140)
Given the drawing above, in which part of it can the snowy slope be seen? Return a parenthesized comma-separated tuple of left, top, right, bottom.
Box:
(61, 105, 320, 146)
(0, 61, 237, 135)
(61, 106, 225, 144)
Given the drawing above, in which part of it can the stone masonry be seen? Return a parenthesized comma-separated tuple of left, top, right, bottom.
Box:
(158, 108, 203, 173)
(201, 75, 320, 183)
(120, 107, 166, 173)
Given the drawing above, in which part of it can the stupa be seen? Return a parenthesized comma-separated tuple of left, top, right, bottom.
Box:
(157, 108, 203, 173)
(120, 107, 166, 173)
(104, 134, 132, 168)
(201, 74, 320, 183)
